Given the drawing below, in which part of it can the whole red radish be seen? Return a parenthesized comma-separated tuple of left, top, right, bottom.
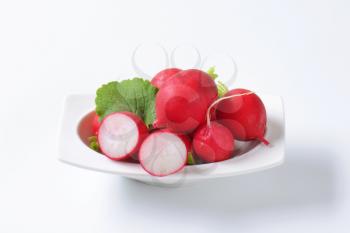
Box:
(98, 112, 149, 161)
(168, 69, 218, 107)
(192, 121, 235, 162)
(216, 89, 269, 145)
(92, 112, 100, 135)
(151, 68, 182, 89)
(139, 130, 188, 177)
(153, 83, 207, 133)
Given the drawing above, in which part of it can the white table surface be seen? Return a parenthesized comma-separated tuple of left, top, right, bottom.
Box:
(1, 0, 349, 232)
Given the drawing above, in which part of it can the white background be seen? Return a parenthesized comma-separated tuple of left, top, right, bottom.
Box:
(1, 0, 349, 232)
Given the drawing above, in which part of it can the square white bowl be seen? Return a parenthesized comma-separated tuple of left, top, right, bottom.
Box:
(58, 94, 285, 186)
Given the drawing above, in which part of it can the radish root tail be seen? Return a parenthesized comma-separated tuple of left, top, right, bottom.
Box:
(257, 136, 270, 146)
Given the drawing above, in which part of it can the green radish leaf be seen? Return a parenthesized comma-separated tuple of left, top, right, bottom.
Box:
(207, 67, 229, 97)
(88, 136, 100, 152)
(217, 81, 229, 97)
(95, 78, 158, 127)
(187, 152, 196, 165)
(207, 66, 218, 80)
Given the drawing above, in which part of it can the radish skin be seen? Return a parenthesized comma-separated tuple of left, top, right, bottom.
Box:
(154, 69, 218, 133)
(168, 69, 218, 107)
(192, 121, 235, 162)
(215, 89, 269, 145)
(98, 112, 149, 161)
(92, 112, 100, 135)
(153, 83, 207, 133)
(151, 68, 182, 89)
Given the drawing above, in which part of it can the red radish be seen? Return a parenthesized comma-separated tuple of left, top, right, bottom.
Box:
(139, 131, 188, 177)
(92, 112, 100, 135)
(192, 121, 235, 162)
(153, 69, 217, 133)
(167, 69, 218, 107)
(98, 112, 149, 161)
(153, 83, 207, 133)
(151, 68, 182, 89)
(177, 134, 191, 152)
(215, 89, 269, 145)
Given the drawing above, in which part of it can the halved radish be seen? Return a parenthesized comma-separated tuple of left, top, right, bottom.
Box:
(139, 131, 188, 177)
(160, 128, 192, 151)
(98, 112, 149, 161)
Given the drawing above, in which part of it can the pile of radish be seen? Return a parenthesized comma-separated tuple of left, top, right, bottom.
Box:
(90, 67, 269, 177)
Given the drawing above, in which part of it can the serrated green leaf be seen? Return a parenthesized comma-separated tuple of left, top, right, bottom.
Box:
(95, 78, 158, 127)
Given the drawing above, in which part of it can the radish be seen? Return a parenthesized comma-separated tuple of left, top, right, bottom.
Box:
(92, 112, 100, 135)
(153, 69, 217, 133)
(151, 68, 182, 89)
(215, 89, 269, 145)
(153, 83, 207, 133)
(192, 121, 235, 162)
(168, 69, 218, 106)
(98, 112, 149, 161)
(139, 130, 188, 177)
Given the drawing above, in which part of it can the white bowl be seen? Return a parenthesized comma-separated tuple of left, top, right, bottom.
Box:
(58, 94, 285, 186)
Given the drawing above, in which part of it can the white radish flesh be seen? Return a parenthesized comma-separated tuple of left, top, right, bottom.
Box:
(139, 132, 188, 177)
(98, 112, 148, 160)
